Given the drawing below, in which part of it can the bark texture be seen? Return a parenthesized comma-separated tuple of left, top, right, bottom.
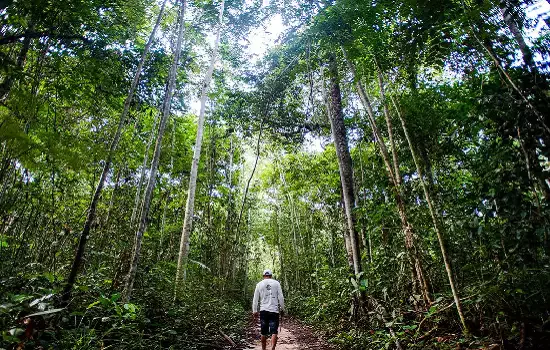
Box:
(327, 54, 362, 278)
(375, 59, 400, 187)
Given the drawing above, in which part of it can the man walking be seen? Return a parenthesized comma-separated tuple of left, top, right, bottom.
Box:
(252, 269, 285, 350)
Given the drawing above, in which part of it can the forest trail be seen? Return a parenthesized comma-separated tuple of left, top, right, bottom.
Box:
(245, 317, 334, 350)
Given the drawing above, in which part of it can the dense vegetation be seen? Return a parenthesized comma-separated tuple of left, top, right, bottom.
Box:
(1, 0, 550, 349)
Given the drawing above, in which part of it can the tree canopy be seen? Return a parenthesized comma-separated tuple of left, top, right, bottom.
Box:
(1, 0, 550, 349)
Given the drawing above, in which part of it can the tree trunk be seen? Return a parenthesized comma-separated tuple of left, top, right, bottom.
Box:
(391, 95, 469, 334)
(123, 0, 186, 301)
(327, 54, 362, 278)
(498, 1, 536, 73)
(236, 121, 263, 233)
(342, 47, 431, 305)
(157, 122, 176, 261)
(174, 0, 225, 295)
(131, 112, 160, 226)
(375, 58, 400, 187)
(0, 24, 33, 102)
(103, 167, 121, 230)
(276, 210, 288, 293)
(470, 27, 550, 136)
(61, 0, 168, 305)
(322, 63, 355, 274)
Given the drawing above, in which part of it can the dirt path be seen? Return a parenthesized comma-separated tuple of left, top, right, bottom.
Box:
(244, 317, 335, 350)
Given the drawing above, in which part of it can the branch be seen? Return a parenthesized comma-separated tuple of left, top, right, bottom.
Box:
(0, 31, 91, 45)
(235, 121, 264, 233)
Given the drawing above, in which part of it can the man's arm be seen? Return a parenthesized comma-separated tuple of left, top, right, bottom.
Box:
(277, 283, 285, 312)
(252, 284, 260, 313)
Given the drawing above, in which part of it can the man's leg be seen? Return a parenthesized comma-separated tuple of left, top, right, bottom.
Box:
(261, 335, 267, 350)
(260, 311, 268, 350)
(269, 312, 279, 350)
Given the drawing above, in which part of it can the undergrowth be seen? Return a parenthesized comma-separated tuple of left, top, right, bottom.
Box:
(285, 266, 550, 349)
(0, 263, 248, 350)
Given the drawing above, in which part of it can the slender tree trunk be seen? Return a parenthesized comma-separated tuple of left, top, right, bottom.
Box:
(61, 0, 168, 305)
(224, 136, 235, 264)
(470, 27, 550, 135)
(276, 210, 287, 293)
(498, 1, 536, 73)
(391, 95, 469, 333)
(340, 199, 355, 271)
(123, 0, 186, 301)
(322, 65, 355, 274)
(174, 0, 225, 295)
(354, 112, 369, 254)
(342, 47, 431, 304)
(327, 54, 362, 278)
(104, 167, 121, 229)
(157, 122, 176, 261)
(0, 24, 33, 102)
(131, 112, 160, 226)
(236, 122, 263, 233)
(375, 58, 400, 187)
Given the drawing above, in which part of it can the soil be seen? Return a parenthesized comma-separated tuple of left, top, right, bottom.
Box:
(243, 316, 336, 350)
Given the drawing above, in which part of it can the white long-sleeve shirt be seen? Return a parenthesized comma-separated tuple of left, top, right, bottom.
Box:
(252, 278, 284, 313)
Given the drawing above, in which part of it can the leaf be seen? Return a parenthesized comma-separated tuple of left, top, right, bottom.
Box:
(99, 296, 111, 307)
(189, 259, 212, 271)
(123, 303, 136, 313)
(25, 308, 64, 318)
(29, 294, 54, 307)
(87, 301, 101, 309)
(43, 272, 55, 283)
(0, 303, 15, 313)
(11, 294, 33, 304)
(9, 328, 25, 337)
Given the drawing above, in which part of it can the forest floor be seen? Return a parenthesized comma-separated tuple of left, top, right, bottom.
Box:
(243, 316, 335, 350)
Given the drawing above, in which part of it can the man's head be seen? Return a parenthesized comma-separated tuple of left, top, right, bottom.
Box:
(263, 269, 273, 279)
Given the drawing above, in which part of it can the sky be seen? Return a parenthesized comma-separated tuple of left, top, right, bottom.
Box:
(188, 5, 286, 115)
(527, 0, 550, 37)
(245, 13, 285, 62)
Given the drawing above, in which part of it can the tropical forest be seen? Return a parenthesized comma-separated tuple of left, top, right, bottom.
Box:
(1, 0, 550, 349)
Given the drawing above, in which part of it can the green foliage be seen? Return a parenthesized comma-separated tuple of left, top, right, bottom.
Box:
(1, 0, 550, 349)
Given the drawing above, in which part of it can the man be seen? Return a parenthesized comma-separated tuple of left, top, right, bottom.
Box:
(252, 269, 285, 350)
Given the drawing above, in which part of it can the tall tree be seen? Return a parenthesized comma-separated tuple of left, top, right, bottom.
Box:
(498, 0, 537, 72)
(61, 0, 168, 304)
(342, 48, 432, 304)
(391, 94, 469, 333)
(174, 0, 226, 293)
(326, 54, 362, 279)
(123, 0, 187, 301)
